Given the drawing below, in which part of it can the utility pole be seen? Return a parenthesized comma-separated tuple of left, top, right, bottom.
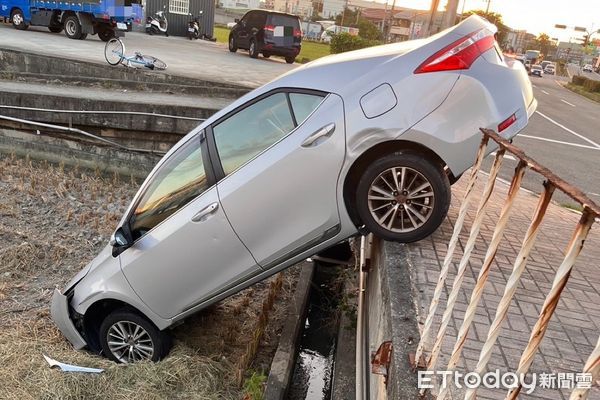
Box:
(441, 0, 459, 30)
(426, 0, 441, 36)
(485, 0, 491, 13)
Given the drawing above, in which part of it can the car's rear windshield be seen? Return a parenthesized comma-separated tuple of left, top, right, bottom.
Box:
(269, 14, 299, 28)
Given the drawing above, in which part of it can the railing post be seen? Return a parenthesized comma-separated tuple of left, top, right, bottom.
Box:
(464, 181, 555, 400)
(425, 149, 505, 374)
(505, 211, 596, 399)
(437, 160, 527, 400)
(569, 335, 600, 400)
(414, 135, 489, 366)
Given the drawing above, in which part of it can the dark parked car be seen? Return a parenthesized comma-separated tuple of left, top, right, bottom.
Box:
(228, 10, 301, 64)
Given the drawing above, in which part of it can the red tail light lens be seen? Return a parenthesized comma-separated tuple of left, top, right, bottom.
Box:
(264, 25, 274, 33)
(415, 29, 495, 74)
(293, 28, 302, 37)
(498, 113, 517, 132)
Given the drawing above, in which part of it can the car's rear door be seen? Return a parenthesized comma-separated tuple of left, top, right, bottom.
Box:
(119, 133, 260, 319)
(210, 90, 346, 268)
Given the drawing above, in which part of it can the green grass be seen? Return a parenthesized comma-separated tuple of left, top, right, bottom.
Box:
(213, 26, 330, 64)
(242, 371, 267, 400)
(565, 83, 600, 104)
(561, 203, 584, 213)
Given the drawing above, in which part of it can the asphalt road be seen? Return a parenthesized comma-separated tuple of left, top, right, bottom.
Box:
(481, 73, 600, 208)
(567, 64, 600, 81)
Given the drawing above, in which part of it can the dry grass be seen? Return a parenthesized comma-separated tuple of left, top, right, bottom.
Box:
(0, 153, 298, 400)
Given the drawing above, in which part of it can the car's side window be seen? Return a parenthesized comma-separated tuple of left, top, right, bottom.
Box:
(289, 93, 325, 125)
(213, 93, 295, 175)
(129, 136, 208, 239)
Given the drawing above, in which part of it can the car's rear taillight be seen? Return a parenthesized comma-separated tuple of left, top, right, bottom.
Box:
(264, 25, 274, 33)
(498, 113, 517, 132)
(293, 28, 302, 37)
(415, 29, 495, 74)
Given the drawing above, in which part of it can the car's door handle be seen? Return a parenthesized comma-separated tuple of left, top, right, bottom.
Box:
(191, 202, 219, 222)
(301, 123, 336, 148)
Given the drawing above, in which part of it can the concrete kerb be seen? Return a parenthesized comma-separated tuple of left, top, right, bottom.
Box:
(264, 262, 315, 400)
(370, 241, 421, 400)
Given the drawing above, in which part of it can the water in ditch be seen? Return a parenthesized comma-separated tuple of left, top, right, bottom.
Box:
(288, 242, 353, 400)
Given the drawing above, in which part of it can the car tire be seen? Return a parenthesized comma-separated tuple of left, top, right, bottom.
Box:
(355, 152, 451, 243)
(249, 39, 259, 58)
(228, 34, 237, 52)
(11, 9, 29, 30)
(285, 56, 295, 64)
(64, 15, 82, 39)
(262, 52, 270, 58)
(99, 308, 172, 363)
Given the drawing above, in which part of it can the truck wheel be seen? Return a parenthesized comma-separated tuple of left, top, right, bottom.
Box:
(64, 15, 83, 39)
(98, 29, 115, 42)
(48, 25, 63, 33)
(11, 9, 29, 30)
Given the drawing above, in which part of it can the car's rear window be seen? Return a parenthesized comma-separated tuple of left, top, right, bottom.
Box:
(269, 14, 299, 28)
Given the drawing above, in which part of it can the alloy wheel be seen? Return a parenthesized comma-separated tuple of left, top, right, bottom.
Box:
(106, 320, 155, 363)
(367, 166, 435, 233)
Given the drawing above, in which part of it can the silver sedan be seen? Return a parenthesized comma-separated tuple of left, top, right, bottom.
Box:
(52, 15, 536, 363)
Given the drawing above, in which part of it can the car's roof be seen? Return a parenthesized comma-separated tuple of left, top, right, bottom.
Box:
(245, 9, 299, 18)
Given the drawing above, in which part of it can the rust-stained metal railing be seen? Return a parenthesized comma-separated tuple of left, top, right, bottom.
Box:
(415, 128, 600, 400)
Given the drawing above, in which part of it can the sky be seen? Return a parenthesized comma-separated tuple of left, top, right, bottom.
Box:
(385, 0, 600, 41)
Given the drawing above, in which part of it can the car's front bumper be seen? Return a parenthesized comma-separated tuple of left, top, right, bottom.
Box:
(51, 289, 87, 350)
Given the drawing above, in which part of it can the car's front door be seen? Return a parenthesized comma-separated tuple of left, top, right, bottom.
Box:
(211, 91, 346, 268)
(119, 134, 260, 319)
(236, 11, 252, 48)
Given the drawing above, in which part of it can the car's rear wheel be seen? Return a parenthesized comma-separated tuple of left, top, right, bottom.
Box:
(99, 308, 171, 363)
(249, 39, 259, 58)
(228, 34, 237, 52)
(285, 56, 295, 64)
(355, 152, 450, 243)
(262, 52, 270, 58)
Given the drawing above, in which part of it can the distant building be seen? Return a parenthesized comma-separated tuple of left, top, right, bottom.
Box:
(273, 0, 313, 17)
(359, 8, 411, 41)
(220, 0, 261, 8)
(505, 29, 529, 53)
(556, 41, 584, 61)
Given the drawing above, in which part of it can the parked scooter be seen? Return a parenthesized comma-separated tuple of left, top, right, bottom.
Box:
(146, 7, 168, 37)
(187, 11, 203, 40)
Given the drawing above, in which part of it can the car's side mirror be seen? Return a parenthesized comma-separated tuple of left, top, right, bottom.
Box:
(234, 18, 239, 23)
(110, 228, 130, 248)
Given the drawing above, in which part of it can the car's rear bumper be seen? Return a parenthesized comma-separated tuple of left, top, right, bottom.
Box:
(51, 289, 87, 350)
(262, 44, 300, 56)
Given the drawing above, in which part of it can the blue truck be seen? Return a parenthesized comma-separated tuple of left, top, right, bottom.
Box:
(0, 0, 143, 41)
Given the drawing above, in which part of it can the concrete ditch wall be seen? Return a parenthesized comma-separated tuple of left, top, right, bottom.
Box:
(0, 48, 251, 92)
(367, 240, 421, 399)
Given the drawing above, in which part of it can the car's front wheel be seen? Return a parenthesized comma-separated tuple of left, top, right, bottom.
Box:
(99, 308, 171, 363)
(355, 152, 450, 243)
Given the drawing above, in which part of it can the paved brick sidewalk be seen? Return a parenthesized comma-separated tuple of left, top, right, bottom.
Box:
(409, 169, 600, 399)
